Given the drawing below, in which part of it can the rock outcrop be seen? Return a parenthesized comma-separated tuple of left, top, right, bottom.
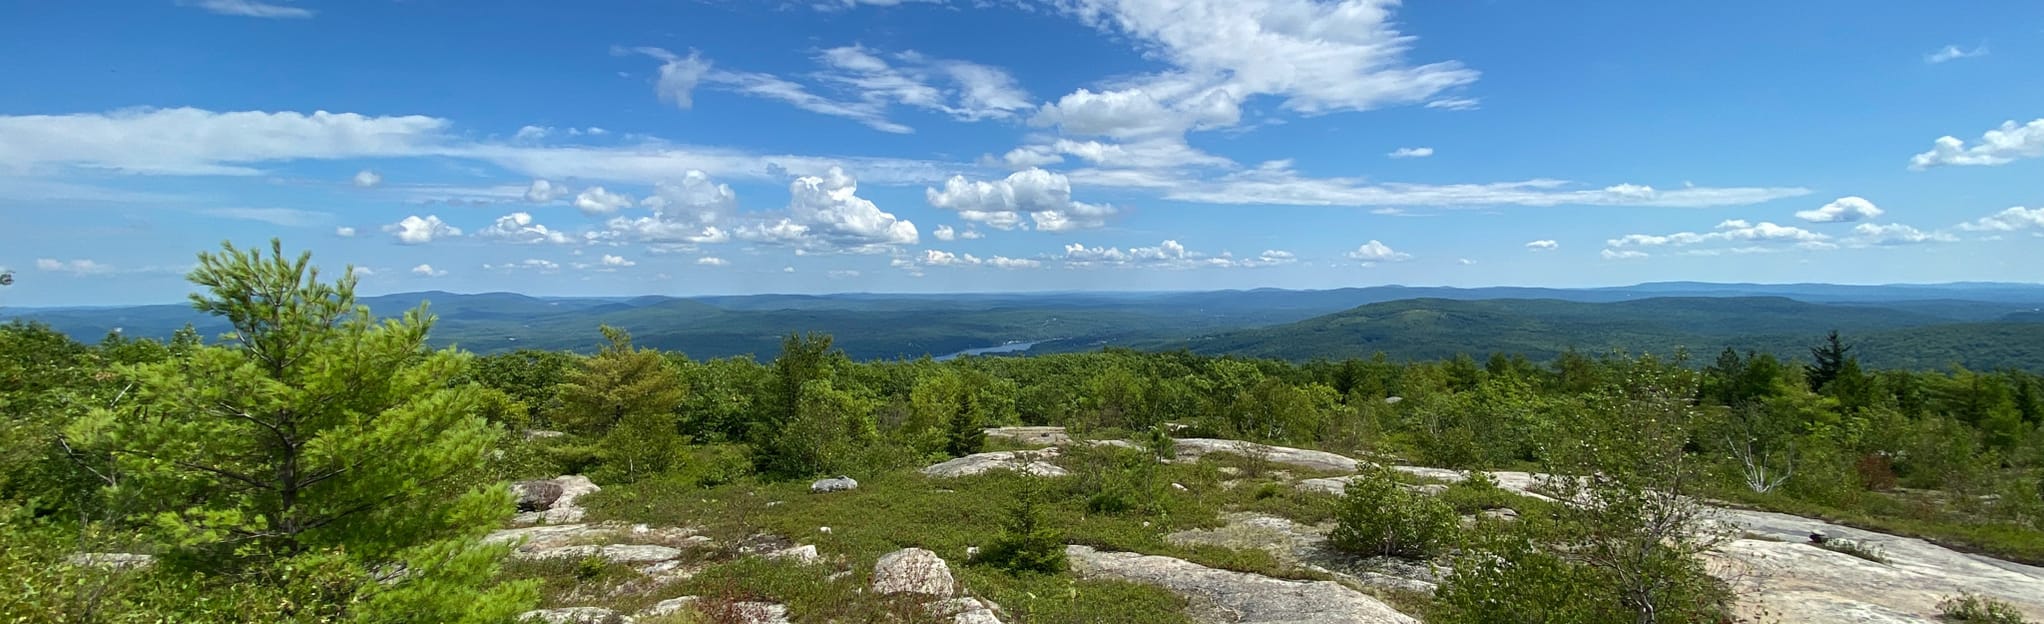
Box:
(872, 547, 957, 596)
(1165, 512, 1441, 594)
(518, 607, 629, 624)
(1065, 545, 1417, 624)
(811, 476, 859, 493)
(921, 449, 1069, 478)
(485, 522, 708, 566)
(1710, 508, 2044, 622)
(983, 426, 1074, 447)
(1171, 439, 1360, 473)
(512, 475, 601, 524)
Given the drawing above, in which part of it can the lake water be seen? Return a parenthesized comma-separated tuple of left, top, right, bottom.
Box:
(935, 340, 1044, 361)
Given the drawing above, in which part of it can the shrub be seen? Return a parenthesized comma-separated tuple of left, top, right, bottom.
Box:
(1937, 592, 2031, 624)
(1328, 466, 1457, 559)
(976, 497, 1066, 574)
(1856, 453, 1899, 491)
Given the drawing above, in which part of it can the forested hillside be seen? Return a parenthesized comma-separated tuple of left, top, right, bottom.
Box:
(4, 243, 2042, 622)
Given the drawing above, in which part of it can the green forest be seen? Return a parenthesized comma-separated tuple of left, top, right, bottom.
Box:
(5, 243, 2043, 623)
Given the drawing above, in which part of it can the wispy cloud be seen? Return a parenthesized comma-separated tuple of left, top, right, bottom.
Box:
(180, 0, 313, 19)
(1924, 44, 1987, 64)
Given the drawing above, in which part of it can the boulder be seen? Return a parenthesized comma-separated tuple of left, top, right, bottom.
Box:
(872, 547, 957, 596)
(1065, 545, 1417, 623)
(512, 475, 600, 524)
(811, 476, 859, 493)
(517, 607, 629, 624)
(921, 449, 1068, 478)
(1171, 439, 1360, 473)
(512, 479, 565, 512)
(767, 544, 820, 564)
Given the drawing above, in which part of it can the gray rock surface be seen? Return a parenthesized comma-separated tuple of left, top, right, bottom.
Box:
(1065, 545, 1418, 624)
(1166, 513, 1441, 594)
(637, 597, 700, 618)
(1710, 508, 2044, 622)
(921, 449, 1069, 478)
(872, 547, 957, 596)
(1171, 439, 1360, 473)
(518, 543, 683, 564)
(512, 479, 565, 512)
(485, 522, 704, 564)
(929, 596, 1005, 624)
(983, 426, 1073, 447)
(518, 607, 629, 624)
(811, 475, 859, 493)
(767, 544, 820, 564)
(512, 475, 600, 524)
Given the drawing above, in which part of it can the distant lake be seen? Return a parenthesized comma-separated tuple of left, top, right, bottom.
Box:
(936, 340, 1046, 361)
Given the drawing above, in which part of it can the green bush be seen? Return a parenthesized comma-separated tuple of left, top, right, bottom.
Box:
(1938, 592, 2032, 624)
(1328, 466, 1457, 559)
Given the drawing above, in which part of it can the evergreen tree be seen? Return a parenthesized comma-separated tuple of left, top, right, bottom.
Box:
(944, 403, 985, 458)
(68, 240, 535, 622)
(554, 326, 687, 482)
(1806, 330, 1852, 393)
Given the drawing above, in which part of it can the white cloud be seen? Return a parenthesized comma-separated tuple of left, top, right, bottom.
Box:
(633, 45, 1028, 133)
(1957, 206, 2044, 232)
(1345, 240, 1412, 263)
(1388, 147, 1434, 159)
(524, 179, 569, 203)
(484, 259, 561, 272)
(478, 212, 573, 244)
(0, 108, 445, 175)
(335, 226, 356, 237)
(919, 249, 1050, 271)
(1607, 219, 1828, 249)
(1925, 44, 1988, 64)
(1909, 118, 2044, 170)
(986, 256, 1044, 269)
(199, 207, 331, 226)
(352, 169, 382, 188)
(411, 264, 447, 277)
(1848, 223, 1956, 246)
(1457, 258, 1477, 266)
(601, 254, 635, 267)
(1002, 137, 1232, 170)
(1524, 239, 1559, 251)
(695, 256, 728, 266)
(181, 0, 312, 18)
(384, 215, 461, 244)
(1425, 97, 1481, 111)
(1795, 196, 1884, 223)
(573, 186, 635, 215)
(1601, 249, 1648, 260)
(933, 225, 957, 241)
(740, 167, 917, 252)
(925, 168, 1117, 232)
(1155, 160, 1809, 208)
(783, 266, 796, 273)
(597, 171, 739, 246)
(1058, 239, 1276, 269)
(35, 258, 113, 275)
(1041, 0, 1478, 142)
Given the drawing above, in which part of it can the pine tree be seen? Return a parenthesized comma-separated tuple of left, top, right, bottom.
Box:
(943, 401, 984, 457)
(554, 326, 687, 482)
(68, 240, 535, 622)
(1806, 330, 1851, 393)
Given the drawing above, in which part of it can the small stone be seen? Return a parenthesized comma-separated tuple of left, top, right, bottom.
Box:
(768, 544, 820, 564)
(872, 547, 956, 596)
(819, 526, 832, 534)
(1171, 482, 1188, 491)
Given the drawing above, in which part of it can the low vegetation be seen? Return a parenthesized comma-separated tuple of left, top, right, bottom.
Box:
(2, 241, 2040, 622)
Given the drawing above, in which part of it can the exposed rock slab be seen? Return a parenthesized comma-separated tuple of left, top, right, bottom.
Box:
(930, 596, 1006, 624)
(1300, 467, 1558, 503)
(1172, 439, 1360, 473)
(518, 607, 629, 624)
(1709, 508, 2044, 622)
(873, 547, 957, 596)
(984, 426, 1073, 447)
(1166, 513, 1440, 594)
(1065, 545, 1417, 624)
(485, 522, 706, 565)
(921, 449, 1068, 478)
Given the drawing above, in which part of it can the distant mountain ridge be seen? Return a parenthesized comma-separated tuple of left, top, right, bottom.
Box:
(6, 283, 2042, 368)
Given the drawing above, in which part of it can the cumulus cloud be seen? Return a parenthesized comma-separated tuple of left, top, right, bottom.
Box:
(384, 215, 461, 244)
(1957, 206, 2044, 232)
(1056, 239, 1285, 269)
(925, 168, 1116, 232)
(1524, 239, 1559, 251)
(1388, 147, 1434, 159)
(352, 169, 382, 187)
(477, 212, 572, 244)
(35, 258, 114, 275)
(335, 226, 356, 237)
(597, 170, 740, 246)
(1925, 44, 1988, 64)
(1345, 240, 1412, 264)
(1796, 196, 1884, 223)
(1606, 220, 1830, 252)
(180, 0, 312, 18)
(525, 179, 569, 203)
(1848, 223, 1956, 246)
(573, 186, 635, 215)
(737, 166, 916, 252)
(1909, 118, 2044, 170)
(411, 264, 447, 277)
(695, 256, 728, 266)
(602, 254, 635, 267)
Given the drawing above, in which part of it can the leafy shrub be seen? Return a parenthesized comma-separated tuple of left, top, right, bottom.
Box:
(1856, 453, 1899, 491)
(1937, 592, 2031, 623)
(976, 498, 1066, 574)
(1432, 525, 1602, 623)
(1328, 466, 1457, 559)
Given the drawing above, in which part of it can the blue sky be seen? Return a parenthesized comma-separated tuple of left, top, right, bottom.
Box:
(2, 0, 2041, 306)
